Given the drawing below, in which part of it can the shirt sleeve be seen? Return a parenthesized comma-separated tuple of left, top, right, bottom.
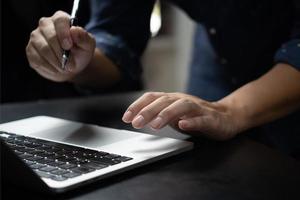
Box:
(85, 0, 155, 91)
(274, 1, 300, 70)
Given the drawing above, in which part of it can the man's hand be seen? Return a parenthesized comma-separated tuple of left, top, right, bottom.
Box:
(26, 11, 96, 82)
(122, 92, 242, 140)
(123, 64, 300, 141)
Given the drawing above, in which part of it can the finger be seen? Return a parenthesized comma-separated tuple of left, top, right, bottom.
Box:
(38, 17, 63, 66)
(131, 95, 177, 129)
(64, 45, 91, 72)
(70, 26, 95, 51)
(52, 11, 72, 50)
(31, 28, 62, 73)
(178, 116, 229, 140)
(66, 27, 95, 72)
(34, 66, 58, 81)
(149, 98, 204, 130)
(26, 42, 59, 75)
(28, 46, 67, 82)
(64, 49, 77, 71)
(122, 92, 165, 123)
(178, 116, 210, 132)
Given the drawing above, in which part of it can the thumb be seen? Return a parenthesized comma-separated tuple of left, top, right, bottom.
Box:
(178, 116, 211, 133)
(178, 116, 233, 141)
(70, 26, 95, 51)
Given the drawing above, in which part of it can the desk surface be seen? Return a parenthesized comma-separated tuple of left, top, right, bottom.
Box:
(1, 92, 300, 200)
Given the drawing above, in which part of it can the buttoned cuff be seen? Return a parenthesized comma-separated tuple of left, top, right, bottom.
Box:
(274, 39, 300, 70)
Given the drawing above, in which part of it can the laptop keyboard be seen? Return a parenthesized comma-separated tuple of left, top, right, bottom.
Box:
(0, 131, 133, 182)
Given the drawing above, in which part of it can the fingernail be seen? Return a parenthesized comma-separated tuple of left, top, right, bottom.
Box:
(180, 120, 190, 129)
(150, 117, 163, 129)
(62, 38, 72, 49)
(122, 111, 133, 123)
(132, 115, 145, 129)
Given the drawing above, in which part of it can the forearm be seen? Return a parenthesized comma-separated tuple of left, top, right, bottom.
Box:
(70, 48, 121, 89)
(219, 63, 300, 132)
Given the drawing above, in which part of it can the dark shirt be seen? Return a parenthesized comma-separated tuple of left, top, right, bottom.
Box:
(86, 0, 300, 89)
(85, 0, 300, 155)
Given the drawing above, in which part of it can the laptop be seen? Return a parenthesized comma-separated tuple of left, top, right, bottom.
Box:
(0, 116, 193, 194)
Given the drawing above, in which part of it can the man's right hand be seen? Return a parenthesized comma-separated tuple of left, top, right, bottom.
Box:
(26, 11, 96, 82)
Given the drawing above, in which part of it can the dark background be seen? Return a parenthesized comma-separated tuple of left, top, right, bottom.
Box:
(1, 0, 90, 103)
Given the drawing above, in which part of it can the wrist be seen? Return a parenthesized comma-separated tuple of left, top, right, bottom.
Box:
(70, 48, 121, 88)
(215, 96, 252, 134)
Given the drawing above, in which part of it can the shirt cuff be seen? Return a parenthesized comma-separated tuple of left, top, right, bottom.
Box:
(274, 39, 300, 70)
(91, 31, 143, 91)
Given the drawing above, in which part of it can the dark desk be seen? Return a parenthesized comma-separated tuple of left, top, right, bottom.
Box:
(1, 92, 300, 200)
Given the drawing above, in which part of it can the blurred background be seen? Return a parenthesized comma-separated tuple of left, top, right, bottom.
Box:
(1, 0, 195, 103)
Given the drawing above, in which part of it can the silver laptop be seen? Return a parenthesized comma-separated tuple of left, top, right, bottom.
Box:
(0, 116, 193, 193)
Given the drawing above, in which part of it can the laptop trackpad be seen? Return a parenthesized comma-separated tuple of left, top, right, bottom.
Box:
(31, 124, 139, 149)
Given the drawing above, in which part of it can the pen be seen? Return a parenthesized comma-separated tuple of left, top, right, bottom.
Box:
(61, 0, 81, 70)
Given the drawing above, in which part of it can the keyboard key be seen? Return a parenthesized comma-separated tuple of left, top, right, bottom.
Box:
(57, 148, 72, 155)
(47, 147, 61, 153)
(15, 135, 26, 140)
(40, 145, 52, 151)
(28, 149, 45, 155)
(104, 154, 121, 159)
(13, 146, 26, 152)
(40, 152, 56, 158)
(51, 169, 69, 176)
(90, 157, 121, 165)
(37, 153, 52, 158)
(14, 140, 24, 146)
(51, 176, 67, 182)
(59, 156, 77, 163)
(37, 158, 54, 164)
(6, 138, 16, 144)
(23, 147, 35, 153)
(24, 160, 36, 165)
(75, 153, 93, 160)
(14, 150, 23, 155)
(82, 162, 108, 170)
(30, 163, 47, 169)
(47, 154, 64, 160)
(115, 156, 133, 162)
(26, 156, 44, 161)
(7, 143, 17, 148)
(77, 151, 108, 159)
(40, 166, 58, 172)
(63, 172, 81, 179)
(35, 170, 54, 179)
(60, 163, 77, 169)
(82, 149, 98, 154)
(76, 159, 90, 165)
(23, 141, 40, 148)
(25, 138, 38, 143)
(48, 160, 66, 166)
(19, 153, 33, 159)
(0, 132, 14, 139)
(96, 151, 109, 156)
(28, 143, 42, 148)
(72, 166, 95, 174)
